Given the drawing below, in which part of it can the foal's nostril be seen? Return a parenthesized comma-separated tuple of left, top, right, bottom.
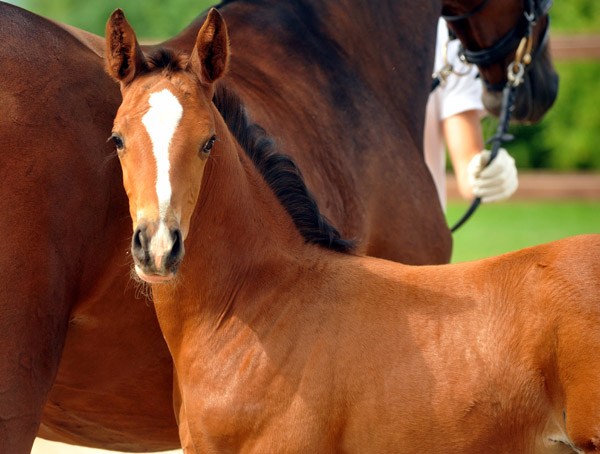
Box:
(171, 229, 182, 257)
(166, 227, 185, 269)
(132, 225, 150, 264)
(132, 228, 142, 250)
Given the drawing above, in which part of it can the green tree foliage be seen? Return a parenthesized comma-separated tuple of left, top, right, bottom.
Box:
(550, 0, 600, 34)
(507, 62, 600, 170)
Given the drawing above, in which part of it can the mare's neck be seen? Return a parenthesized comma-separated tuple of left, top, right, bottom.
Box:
(163, 0, 442, 144)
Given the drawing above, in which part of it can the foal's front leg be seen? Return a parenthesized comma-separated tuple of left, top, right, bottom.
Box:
(173, 370, 196, 453)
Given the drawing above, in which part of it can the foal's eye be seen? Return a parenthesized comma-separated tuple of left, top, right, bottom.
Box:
(111, 133, 125, 151)
(201, 135, 216, 155)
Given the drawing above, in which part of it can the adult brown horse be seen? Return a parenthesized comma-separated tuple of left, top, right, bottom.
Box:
(106, 9, 597, 453)
(0, 0, 557, 452)
(0, 3, 180, 452)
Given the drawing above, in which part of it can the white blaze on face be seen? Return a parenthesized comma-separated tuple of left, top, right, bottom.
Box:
(141, 88, 183, 268)
(142, 88, 183, 219)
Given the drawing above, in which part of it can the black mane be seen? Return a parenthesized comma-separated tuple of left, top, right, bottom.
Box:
(142, 48, 353, 253)
(212, 85, 354, 253)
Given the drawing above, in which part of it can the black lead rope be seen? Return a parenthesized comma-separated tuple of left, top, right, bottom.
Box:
(449, 83, 517, 232)
(430, 61, 519, 232)
(434, 0, 549, 231)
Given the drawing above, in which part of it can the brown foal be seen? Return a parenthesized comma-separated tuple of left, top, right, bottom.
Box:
(106, 8, 598, 454)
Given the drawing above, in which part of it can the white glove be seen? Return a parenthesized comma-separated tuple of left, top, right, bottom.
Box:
(467, 148, 518, 203)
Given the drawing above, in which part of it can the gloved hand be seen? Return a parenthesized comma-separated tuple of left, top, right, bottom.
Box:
(467, 148, 518, 203)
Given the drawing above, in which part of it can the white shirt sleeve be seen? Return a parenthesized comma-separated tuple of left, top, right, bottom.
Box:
(424, 19, 487, 211)
(435, 21, 485, 121)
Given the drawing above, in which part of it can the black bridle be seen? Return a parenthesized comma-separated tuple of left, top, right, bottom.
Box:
(431, 0, 553, 232)
(443, 0, 553, 90)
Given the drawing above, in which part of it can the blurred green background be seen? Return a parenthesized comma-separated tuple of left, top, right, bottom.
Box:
(447, 200, 600, 262)
(8, 0, 600, 40)
(7, 0, 216, 38)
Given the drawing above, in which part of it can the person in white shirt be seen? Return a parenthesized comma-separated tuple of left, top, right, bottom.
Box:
(424, 19, 518, 212)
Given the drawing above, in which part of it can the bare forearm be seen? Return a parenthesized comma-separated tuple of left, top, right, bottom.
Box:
(442, 110, 484, 200)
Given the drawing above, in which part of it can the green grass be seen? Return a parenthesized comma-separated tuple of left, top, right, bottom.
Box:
(446, 201, 600, 263)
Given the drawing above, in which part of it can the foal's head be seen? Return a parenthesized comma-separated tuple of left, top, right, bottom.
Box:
(106, 8, 228, 283)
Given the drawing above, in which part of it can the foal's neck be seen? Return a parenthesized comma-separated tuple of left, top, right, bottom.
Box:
(151, 115, 326, 355)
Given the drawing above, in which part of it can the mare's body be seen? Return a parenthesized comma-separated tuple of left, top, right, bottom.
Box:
(0, 3, 179, 450)
(164, 1, 449, 263)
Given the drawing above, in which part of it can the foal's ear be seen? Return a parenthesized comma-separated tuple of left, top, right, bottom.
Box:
(187, 8, 229, 85)
(105, 9, 147, 85)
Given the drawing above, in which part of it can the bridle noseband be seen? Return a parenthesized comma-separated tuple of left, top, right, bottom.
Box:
(434, 0, 553, 232)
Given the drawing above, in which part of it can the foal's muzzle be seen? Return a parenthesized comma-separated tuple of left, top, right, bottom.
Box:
(131, 221, 184, 283)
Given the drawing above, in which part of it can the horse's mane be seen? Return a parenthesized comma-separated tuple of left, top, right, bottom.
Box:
(212, 85, 354, 253)
(145, 48, 354, 253)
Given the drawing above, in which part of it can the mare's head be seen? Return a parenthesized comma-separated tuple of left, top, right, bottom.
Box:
(105, 8, 228, 283)
(443, 0, 558, 123)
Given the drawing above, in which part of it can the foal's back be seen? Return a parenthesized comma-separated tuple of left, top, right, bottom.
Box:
(338, 234, 600, 452)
